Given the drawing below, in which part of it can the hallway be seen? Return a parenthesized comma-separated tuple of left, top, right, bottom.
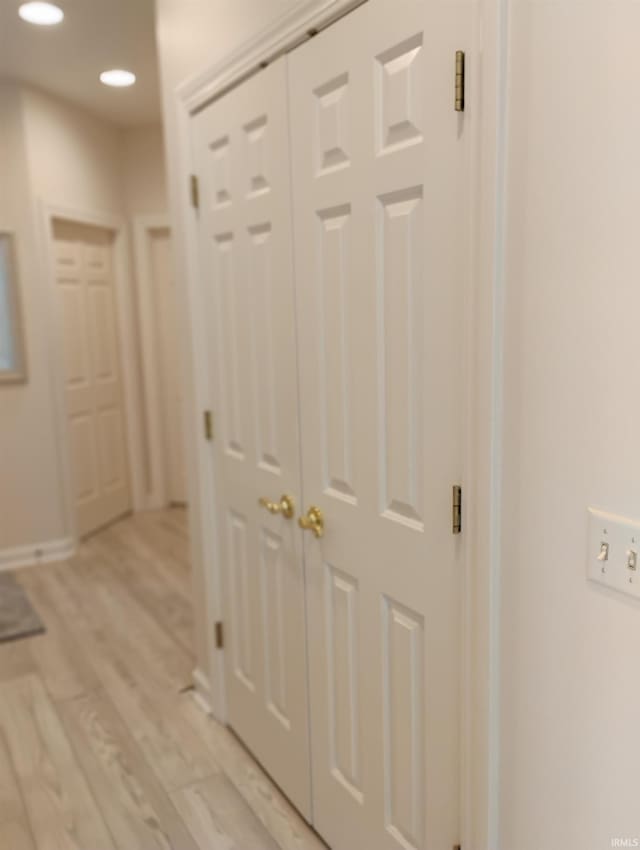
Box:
(2, 0, 639, 844)
(0, 511, 322, 850)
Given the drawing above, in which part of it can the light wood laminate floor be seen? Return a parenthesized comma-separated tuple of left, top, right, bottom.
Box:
(0, 510, 325, 850)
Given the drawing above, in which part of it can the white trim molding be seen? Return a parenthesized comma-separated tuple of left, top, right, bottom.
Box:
(0, 537, 74, 572)
(176, 0, 365, 114)
(0, 229, 28, 384)
(461, 0, 509, 847)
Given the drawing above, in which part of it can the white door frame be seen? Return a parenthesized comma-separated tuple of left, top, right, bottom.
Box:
(170, 0, 507, 845)
(132, 213, 174, 510)
(39, 202, 145, 545)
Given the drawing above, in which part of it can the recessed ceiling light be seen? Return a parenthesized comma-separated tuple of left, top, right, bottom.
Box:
(99, 69, 136, 88)
(18, 2, 64, 25)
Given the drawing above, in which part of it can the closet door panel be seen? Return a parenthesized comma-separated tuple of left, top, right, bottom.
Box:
(289, 0, 471, 847)
(193, 57, 311, 819)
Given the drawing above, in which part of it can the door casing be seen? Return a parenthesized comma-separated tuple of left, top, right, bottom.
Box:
(133, 214, 188, 509)
(41, 203, 145, 546)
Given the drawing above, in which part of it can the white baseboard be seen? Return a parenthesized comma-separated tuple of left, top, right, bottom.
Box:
(0, 537, 75, 572)
(192, 667, 213, 715)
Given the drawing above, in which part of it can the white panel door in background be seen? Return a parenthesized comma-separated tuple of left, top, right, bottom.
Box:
(54, 220, 131, 538)
(289, 0, 471, 846)
(192, 57, 311, 818)
(148, 227, 187, 504)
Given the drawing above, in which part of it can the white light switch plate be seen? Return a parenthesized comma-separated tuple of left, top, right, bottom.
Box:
(588, 508, 640, 599)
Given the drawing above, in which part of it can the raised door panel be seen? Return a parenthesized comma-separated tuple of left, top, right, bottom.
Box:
(69, 415, 99, 505)
(227, 509, 254, 692)
(314, 73, 351, 175)
(244, 115, 270, 198)
(375, 34, 425, 155)
(97, 408, 127, 494)
(88, 282, 118, 385)
(193, 56, 311, 819)
(325, 565, 362, 801)
(382, 598, 425, 850)
(377, 187, 424, 530)
(60, 284, 88, 386)
(59, 280, 91, 411)
(53, 236, 82, 273)
(209, 135, 232, 207)
(290, 0, 470, 847)
(213, 232, 246, 461)
(248, 223, 281, 476)
(259, 528, 289, 728)
(317, 204, 356, 503)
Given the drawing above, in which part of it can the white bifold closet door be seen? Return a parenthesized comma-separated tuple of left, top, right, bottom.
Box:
(54, 221, 131, 538)
(192, 58, 312, 819)
(289, 0, 469, 848)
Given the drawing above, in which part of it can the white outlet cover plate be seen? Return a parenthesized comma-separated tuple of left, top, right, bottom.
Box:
(588, 508, 640, 599)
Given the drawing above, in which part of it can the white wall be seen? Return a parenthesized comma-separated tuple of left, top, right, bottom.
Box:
(22, 86, 124, 214)
(0, 82, 167, 558)
(155, 0, 299, 95)
(0, 84, 66, 552)
(499, 3, 640, 848)
(121, 124, 167, 216)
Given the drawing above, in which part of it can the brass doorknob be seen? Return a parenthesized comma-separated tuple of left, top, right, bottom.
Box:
(298, 506, 324, 539)
(258, 494, 295, 519)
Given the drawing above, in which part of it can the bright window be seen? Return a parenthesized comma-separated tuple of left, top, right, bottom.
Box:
(0, 233, 26, 382)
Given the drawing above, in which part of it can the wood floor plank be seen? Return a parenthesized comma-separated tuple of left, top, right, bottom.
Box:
(153, 507, 189, 537)
(0, 510, 322, 850)
(104, 515, 192, 592)
(92, 527, 195, 654)
(0, 638, 37, 684)
(0, 729, 36, 850)
(0, 674, 116, 850)
(60, 691, 200, 850)
(83, 658, 217, 793)
(39, 560, 217, 792)
(16, 571, 100, 702)
(128, 513, 191, 574)
(179, 696, 327, 850)
(60, 542, 193, 693)
(109, 519, 192, 596)
(172, 774, 281, 850)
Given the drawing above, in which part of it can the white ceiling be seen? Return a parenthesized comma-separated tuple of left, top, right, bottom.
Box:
(0, 0, 161, 127)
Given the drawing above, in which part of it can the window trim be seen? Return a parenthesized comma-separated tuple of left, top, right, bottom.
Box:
(0, 231, 27, 384)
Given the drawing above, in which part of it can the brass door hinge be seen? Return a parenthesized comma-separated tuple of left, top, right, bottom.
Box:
(215, 621, 224, 649)
(455, 50, 465, 112)
(190, 174, 200, 209)
(452, 485, 462, 534)
(203, 410, 214, 441)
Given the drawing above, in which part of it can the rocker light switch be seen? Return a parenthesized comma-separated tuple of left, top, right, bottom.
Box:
(588, 508, 640, 599)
